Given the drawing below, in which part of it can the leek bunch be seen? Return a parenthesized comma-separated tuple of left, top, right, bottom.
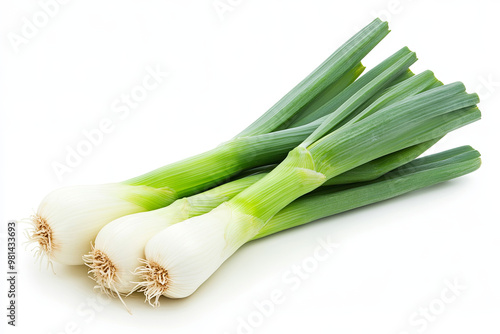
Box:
(25, 19, 482, 309)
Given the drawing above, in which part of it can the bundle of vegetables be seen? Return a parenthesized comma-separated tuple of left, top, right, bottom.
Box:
(26, 18, 481, 308)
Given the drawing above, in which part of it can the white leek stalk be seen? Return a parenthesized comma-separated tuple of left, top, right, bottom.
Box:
(139, 202, 260, 301)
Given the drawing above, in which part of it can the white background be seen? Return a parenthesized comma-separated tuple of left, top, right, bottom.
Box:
(1, 0, 499, 333)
